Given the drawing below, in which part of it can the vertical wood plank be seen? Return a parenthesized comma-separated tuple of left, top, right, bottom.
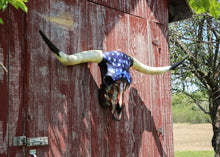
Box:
(129, 16, 155, 157)
(25, 0, 51, 156)
(1, 6, 26, 157)
(102, 0, 110, 6)
(87, 2, 111, 157)
(109, 0, 119, 10)
(0, 8, 10, 157)
(149, 21, 163, 157)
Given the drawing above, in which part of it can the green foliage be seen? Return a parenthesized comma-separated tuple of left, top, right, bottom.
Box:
(175, 151, 214, 157)
(0, 0, 28, 24)
(0, 17, 3, 23)
(9, 0, 28, 12)
(188, 0, 220, 18)
(172, 93, 210, 123)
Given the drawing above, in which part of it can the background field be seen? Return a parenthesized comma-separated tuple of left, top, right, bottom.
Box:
(173, 123, 213, 151)
(173, 123, 214, 157)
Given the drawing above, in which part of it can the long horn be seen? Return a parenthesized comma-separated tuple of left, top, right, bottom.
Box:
(131, 57, 186, 74)
(39, 30, 103, 65)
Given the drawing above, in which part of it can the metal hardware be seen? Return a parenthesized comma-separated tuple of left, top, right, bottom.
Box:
(152, 20, 166, 26)
(152, 39, 161, 51)
(13, 136, 26, 146)
(156, 125, 164, 137)
(152, 40, 160, 47)
(26, 137, 48, 147)
(13, 136, 48, 147)
(30, 149, 37, 157)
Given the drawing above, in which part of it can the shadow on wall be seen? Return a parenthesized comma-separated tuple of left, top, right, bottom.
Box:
(48, 69, 167, 156)
(126, 87, 167, 157)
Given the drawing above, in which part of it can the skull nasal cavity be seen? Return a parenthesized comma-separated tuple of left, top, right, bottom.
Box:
(104, 76, 114, 86)
(116, 102, 123, 114)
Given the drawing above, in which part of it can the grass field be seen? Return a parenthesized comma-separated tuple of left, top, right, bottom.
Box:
(172, 93, 210, 123)
(172, 94, 214, 156)
(172, 101, 210, 123)
(175, 151, 214, 157)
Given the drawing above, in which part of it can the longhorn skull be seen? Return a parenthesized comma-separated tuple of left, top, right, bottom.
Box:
(39, 30, 185, 121)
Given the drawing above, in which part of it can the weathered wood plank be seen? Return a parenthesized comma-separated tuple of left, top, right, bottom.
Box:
(102, 0, 110, 6)
(25, 0, 51, 156)
(129, 16, 155, 157)
(0, 7, 10, 157)
(0, 6, 25, 157)
(150, 22, 164, 157)
(86, 0, 155, 20)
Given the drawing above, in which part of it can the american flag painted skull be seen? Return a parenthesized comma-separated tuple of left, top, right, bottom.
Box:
(39, 30, 186, 121)
(98, 51, 133, 120)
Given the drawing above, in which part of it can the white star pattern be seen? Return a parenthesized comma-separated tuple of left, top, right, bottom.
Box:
(102, 51, 132, 84)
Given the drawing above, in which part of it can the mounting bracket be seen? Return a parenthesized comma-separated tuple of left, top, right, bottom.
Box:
(156, 125, 164, 137)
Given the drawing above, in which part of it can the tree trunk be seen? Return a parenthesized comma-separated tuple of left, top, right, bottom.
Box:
(210, 88, 220, 157)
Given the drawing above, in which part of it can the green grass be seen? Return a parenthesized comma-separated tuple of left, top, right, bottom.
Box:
(172, 93, 211, 123)
(172, 105, 210, 123)
(175, 151, 214, 157)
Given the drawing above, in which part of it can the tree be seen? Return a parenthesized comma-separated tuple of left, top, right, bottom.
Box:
(172, 92, 210, 123)
(0, 0, 28, 24)
(169, 13, 220, 156)
(188, 0, 220, 19)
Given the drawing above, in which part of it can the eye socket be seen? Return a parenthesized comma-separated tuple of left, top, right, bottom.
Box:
(104, 76, 114, 86)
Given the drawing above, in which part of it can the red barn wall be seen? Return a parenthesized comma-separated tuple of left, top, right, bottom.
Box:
(0, 0, 174, 156)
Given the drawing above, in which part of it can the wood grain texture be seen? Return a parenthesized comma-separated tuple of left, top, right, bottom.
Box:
(0, 6, 26, 157)
(0, 7, 9, 157)
(0, 0, 173, 156)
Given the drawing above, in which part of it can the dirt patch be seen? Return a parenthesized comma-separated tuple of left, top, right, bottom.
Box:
(173, 123, 213, 151)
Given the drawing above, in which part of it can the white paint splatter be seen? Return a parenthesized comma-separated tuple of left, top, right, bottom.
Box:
(39, 66, 49, 77)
